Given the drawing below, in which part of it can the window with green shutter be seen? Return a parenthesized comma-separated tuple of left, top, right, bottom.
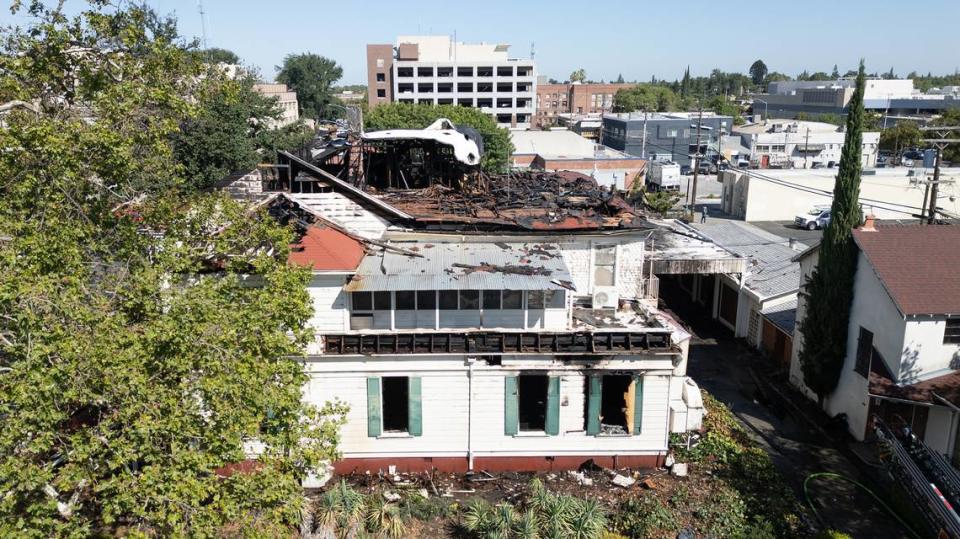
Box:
(585, 375, 602, 436)
(504, 376, 519, 435)
(366, 377, 381, 437)
(408, 377, 422, 436)
(632, 375, 644, 436)
(545, 376, 561, 435)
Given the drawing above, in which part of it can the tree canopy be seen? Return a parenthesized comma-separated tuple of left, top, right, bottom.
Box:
(0, 3, 344, 536)
(613, 84, 681, 112)
(200, 47, 240, 64)
(276, 53, 344, 120)
(570, 68, 586, 83)
(749, 60, 768, 86)
(799, 61, 868, 402)
(879, 121, 922, 154)
(365, 103, 513, 173)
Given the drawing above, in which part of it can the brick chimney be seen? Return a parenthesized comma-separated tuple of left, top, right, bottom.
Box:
(862, 214, 877, 231)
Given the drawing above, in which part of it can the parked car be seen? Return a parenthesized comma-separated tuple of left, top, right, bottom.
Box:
(794, 206, 832, 230)
(680, 165, 692, 175)
(697, 163, 710, 175)
(902, 149, 924, 161)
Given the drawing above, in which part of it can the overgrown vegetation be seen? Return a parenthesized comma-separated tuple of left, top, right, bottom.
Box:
(365, 103, 514, 173)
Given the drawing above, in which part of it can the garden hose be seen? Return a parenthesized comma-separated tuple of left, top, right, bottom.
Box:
(803, 472, 922, 539)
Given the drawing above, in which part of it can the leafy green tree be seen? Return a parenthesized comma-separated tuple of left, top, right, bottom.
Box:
(932, 109, 960, 163)
(799, 61, 868, 403)
(643, 190, 680, 215)
(613, 84, 680, 112)
(764, 71, 790, 83)
(809, 71, 832, 81)
(749, 60, 768, 86)
(0, 3, 345, 536)
(173, 75, 308, 190)
(707, 95, 742, 124)
(276, 53, 344, 119)
(570, 68, 586, 83)
(365, 103, 513, 172)
(200, 47, 240, 64)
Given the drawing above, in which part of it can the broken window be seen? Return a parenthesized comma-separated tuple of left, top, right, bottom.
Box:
(594, 245, 617, 286)
(417, 291, 436, 310)
(518, 375, 548, 431)
(503, 290, 522, 309)
(373, 291, 391, 310)
(528, 291, 545, 309)
(459, 290, 480, 310)
(439, 290, 458, 310)
(381, 377, 410, 433)
(352, 292, 372, 311)
(599, 375, 632, 435)
(483, 290, 502, 310)
(396, 291, 416, 310)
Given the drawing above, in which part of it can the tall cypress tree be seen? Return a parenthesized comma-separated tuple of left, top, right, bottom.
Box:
(799, 61, 867, 403)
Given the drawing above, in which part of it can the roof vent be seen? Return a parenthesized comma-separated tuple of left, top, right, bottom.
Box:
(862, 214, 877, 232)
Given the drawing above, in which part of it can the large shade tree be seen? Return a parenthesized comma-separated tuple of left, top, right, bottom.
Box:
(0, 3, 345, 536)
(276, 53, 344, 120)
(749, 60, 768, 86)
(798, 61, 868, 403)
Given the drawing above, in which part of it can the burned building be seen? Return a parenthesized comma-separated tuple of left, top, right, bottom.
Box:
(221, 127, 746, 475)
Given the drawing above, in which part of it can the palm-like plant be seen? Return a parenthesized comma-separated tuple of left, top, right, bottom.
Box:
(463, 498, 495, 534)
(314, 480, 366, 539)
(365, 495, 406, 538)
(512, 510, 541, 539)
(567, 499, 607, 539)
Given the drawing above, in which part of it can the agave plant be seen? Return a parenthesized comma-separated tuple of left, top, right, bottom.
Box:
(314, 480, 367, 539)
(512, 509, 541, 539)
(567, 498, 607, 539)
(462, 498, 495, 534)
(365, 494, 407, 538)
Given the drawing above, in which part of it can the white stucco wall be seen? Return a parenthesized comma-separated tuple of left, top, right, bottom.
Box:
(900, 318, 960, 382)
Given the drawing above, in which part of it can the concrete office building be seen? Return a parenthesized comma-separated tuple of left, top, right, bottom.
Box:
(536, 82, 636, 127)
(253, 83, 300, 128)
(367, 36, 536, 129)
(601, 112, 734, 167)
(754, 78, 960, 122)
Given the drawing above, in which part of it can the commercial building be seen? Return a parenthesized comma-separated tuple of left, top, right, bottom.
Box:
(366, 36, 536, 129)
(253, 83, 299, 128)
(536, 82, 635, 127)
(601, 112, 734, 167)
(718, 167, 960, 222)
(753, 78, 960, 122)
(732, 119, 880, 169)
(510, 130, 646, 190)
(789, 222, 960, 462)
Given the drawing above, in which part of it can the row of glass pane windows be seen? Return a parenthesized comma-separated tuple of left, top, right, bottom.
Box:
(352, 290, 564, 311)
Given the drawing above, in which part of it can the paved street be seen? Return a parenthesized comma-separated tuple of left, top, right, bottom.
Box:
(659, 281, 911, 538)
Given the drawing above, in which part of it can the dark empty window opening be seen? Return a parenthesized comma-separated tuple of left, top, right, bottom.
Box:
(855, 327, 873, 376)
(418, 83, 434, 93)
(417, 291, 436, 310)
(376, 89, 386, 98)
(439, 290, 458, 310)
(460, 290, 480, 310)
(437, 83, 453, 93)
(477, 66, 493, 77)
(382, 377, 409, 433)
(483, 290, 502, 309)
(497, 99, 512, 108)
(396, 291, 415, 310)
(458, 99, 474, 107)
(497, 66, 514, 77)
(437, 66, 453, 77)
(376, 72, 385, 82)
(517, 66, 532, 77)
(477, 83, 494, 93)
(352, 291, 372, 311)
(503, 290, 522, 309)
(397, 67, 414, 77)
(398, 83, 414, 93)
(945, 319, 960, 344)
(477, 98, 493, 108)
(437, 98, 453, 105)
(458, 66, 474, 77)
(417, 67, 434, 77)
(496, 114, 512, 124)
(600, 375, 632, 435)
(458, 83, 473, 93)
(497, 82, 513, 92)
(518, 375, 548, 431)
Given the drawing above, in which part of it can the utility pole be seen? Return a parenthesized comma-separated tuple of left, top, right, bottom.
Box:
(197, 0, 208, 49)
(689, 103, 704, 219)
(920, 125, 960, 224)
(804, 128, 811, 169)
(641, 111, 648, 159)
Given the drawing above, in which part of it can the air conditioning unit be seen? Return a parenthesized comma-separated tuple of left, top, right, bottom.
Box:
(592, 287, 619, 309)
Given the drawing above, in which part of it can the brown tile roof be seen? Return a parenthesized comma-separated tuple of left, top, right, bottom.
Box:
(852, 224, 960, 316)
(869, 357, 960, 407)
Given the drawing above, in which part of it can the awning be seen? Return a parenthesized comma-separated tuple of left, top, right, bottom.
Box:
(345, 242, 576, 292)
(796, 144, 826, 152)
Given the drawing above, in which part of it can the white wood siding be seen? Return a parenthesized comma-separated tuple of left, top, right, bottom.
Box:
(303, 356, 673, 458)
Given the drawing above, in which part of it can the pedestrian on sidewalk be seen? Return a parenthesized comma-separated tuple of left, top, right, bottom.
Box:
(700, 206, 708, 223)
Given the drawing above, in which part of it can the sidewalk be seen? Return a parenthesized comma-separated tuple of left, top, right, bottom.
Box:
(661, 281, 911, 538)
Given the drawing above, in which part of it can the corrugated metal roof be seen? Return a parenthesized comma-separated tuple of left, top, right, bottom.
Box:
(345, 242, 576, 292)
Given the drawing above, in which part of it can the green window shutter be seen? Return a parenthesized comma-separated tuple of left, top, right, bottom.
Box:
(408, 377, 423, 437)
(586, 375, 602, 436)
(545, 376, 561, 436)
(366, 377, 381, 437)
(504, 376, 519, 435)
(632, 375, 645, 436)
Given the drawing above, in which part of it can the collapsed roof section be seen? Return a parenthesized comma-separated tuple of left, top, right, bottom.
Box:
(377, 170, 649, 232)
(361, 118, 482, 167)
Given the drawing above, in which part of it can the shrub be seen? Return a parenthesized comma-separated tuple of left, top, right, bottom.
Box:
(611, 495, 678, 538)
(311, 481, 408, 538)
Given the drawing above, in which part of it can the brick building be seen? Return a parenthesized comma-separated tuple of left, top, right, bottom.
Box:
(536, 82, 636, 127)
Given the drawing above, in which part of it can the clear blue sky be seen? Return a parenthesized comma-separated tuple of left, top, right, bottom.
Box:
(4, 0, 959, 85)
